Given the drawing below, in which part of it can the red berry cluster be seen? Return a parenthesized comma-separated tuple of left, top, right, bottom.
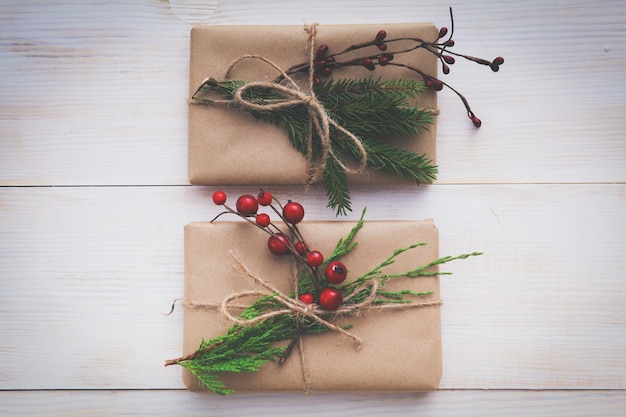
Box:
(211, 190, 349, 311)
(312, 44, 336, 87)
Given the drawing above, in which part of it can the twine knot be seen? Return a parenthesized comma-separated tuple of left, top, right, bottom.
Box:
(221, 252, 364, 347)
(173, 250, 442, 393)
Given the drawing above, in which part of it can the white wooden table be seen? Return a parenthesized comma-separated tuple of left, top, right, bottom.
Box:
(1, 1, 625, 415)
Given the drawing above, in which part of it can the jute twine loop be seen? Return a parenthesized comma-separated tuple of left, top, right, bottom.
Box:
(194, 24, 369, 187)
(226, 251, 364, 347)
(177, 250, 442, 393)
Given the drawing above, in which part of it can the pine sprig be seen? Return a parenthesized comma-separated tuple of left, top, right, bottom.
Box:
(317, 77, 425, 105)
(336, 137, 438, 184)
(322, 79, 432, 139)
(322, 155, 352, 216)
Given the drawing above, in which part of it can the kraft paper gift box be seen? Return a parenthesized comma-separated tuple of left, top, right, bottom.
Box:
(188, 23, 438, 186)
(182, 219, 442, 392)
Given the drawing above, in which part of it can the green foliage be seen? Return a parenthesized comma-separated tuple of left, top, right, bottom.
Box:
(328, 207, 366, 259)
(168, 211, 481, 395)
(179, 318, 292, 395)
(194, 77, 437, 215)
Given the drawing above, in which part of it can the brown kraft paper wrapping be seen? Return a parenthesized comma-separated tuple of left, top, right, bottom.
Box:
(182, 219, 442, 392)
(188, 23, 438, 186)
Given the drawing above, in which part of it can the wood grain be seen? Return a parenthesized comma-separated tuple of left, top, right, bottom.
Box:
(0, 390, 625, 417)
(0, 0, 625, 415)
(0, 185, 624, 391)
(1, 0, 625, 185)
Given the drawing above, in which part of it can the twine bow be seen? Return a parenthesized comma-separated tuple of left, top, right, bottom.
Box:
(174, 250, 442, 393)
(192, 24, 368, 187)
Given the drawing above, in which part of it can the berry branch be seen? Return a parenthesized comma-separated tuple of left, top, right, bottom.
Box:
(275, 7, 503, 127)
(165, 191, 482, 394)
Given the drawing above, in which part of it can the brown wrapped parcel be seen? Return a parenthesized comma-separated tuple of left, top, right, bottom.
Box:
(182, 219, 442, 392)
(188, 23, 438, 186)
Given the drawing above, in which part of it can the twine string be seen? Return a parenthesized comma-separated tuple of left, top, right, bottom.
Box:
(177, 250, 442, 393)
(228, 252, 363, 347)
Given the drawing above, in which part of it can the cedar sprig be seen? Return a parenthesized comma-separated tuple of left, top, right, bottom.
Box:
(165, 208, 481, 394)
(194, 77, 436, 215)
(298, 205, 365, 294)
(178, 315, 294, 395)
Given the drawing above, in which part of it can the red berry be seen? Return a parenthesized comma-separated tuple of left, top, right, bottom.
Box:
(306, 250, 324, 267)
(236, 194, 258, 215)
(443, 55, 455, 64)
(283, 201, 305, 224)
(469, 113, 482, 128)
(321, 66, 332, 76)
(427, 78, 443, 91)
(324, 57, 335, 64)
(325, 261, 347, 284)
(256, 191, 273, 206)
(299, 293, 314, 304)
(378, 56, 389, 66)
(438, 27, 448, 39)
(319, 287, 343, 311)
(315, 44, 328, 60)
(295, 241, 308, 256)
(313, 76, 322, 87)
(444, 39, 455, 47)
(256, 213, 271, 227)
(442, 63, 450, 74)
(375, 29, 387, 42)
(361, 58, 375, 71)
(492, 56, 505, 65)
(212, 191, 227, 205)
(376, 43, 388, 51)
(268, 233, 290, 256)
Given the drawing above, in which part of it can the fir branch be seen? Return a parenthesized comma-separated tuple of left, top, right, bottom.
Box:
(322, 154, 352, 216)
(319, 79, 433, 139)
(193, 78, 246, 102)
(337, 137, 438, 185)
(192, 77, 436, 216)
(380, 78, 427, 98)
(317, 77, 425, 105)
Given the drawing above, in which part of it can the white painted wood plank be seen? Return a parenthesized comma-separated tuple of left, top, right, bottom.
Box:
(0, 389, 625, 417)
(1, 0, 625, 186)
(1, 0, 624, 415)
(0, 184, 624, 390)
